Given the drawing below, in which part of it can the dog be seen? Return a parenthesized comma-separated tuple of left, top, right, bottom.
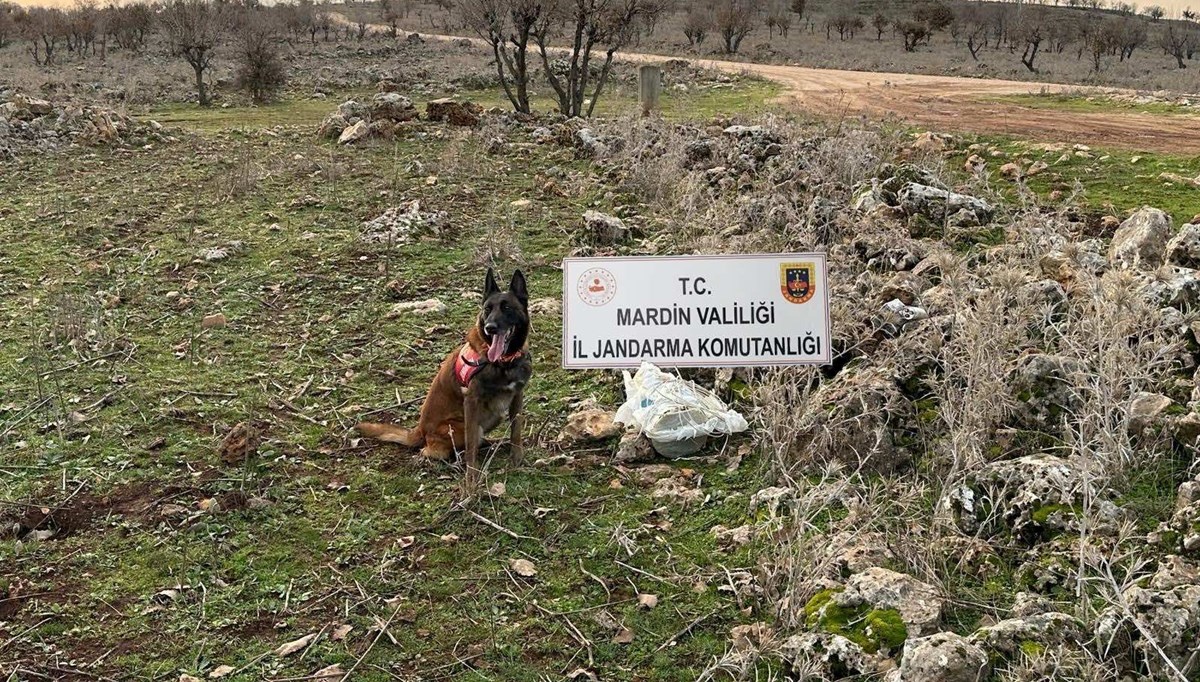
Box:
(357, 268, 532, 486)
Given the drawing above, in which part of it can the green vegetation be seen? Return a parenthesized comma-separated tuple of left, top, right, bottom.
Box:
(0, 90, 772, 680)
(993, 93, 1200, 118)
(950, 136, 1200, 221)
(140, 78, 783, 133)
(803, 589, 908, 654)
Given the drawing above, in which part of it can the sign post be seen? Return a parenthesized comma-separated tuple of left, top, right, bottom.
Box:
(562, 254, 831, 369)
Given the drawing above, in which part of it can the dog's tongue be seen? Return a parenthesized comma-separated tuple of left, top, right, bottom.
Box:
(487, 332, 508, 362)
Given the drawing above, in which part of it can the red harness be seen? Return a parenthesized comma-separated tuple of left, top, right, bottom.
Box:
(453, 344, 526, 386)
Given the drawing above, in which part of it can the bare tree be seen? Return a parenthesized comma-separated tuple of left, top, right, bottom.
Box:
(827, 11, 863, 40)
(20, 7, 67, 65)
(912, 0, 953, 32)
(872, 10, 888, 40)
(1157, 22, 1195, 67)
(67, 0, 101, 58)
(1085, 17, 1112, 70)
(776, 3, 792, 37)
(234, 10, 287, 103)
(1112, 15, 1146, 60)
(459, 0, 543, 115)
(682, 3, 709, 46)
(0, 3, 18, 49)
(640, 0, 672, 35)
(958, 4, 988, 58)
(789, 0, 805, 21)
(1143, 4, 1165, 21)
(713, 0, 759, 53)
(380, 0, 402, 37)
(160, 0, 227, 107)
(1013, 11, 1045, 72)
(894, 18, 928, 51)
(532, 0, 655, 117)
(107, 2, 153, 51)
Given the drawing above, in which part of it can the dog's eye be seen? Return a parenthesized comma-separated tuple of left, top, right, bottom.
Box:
(499, 302, 510, 312)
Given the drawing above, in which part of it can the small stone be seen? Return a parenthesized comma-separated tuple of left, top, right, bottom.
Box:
(581, 210, 629, 245)
(999, 162, 1022, 180)
(337, 119, 370, 145)
(558, 408, 620, 443)
(898, 632, 989, 682)
(614, 432, 654, 463)
(387, 299, 447, 317)
(201, 313, 227, 329)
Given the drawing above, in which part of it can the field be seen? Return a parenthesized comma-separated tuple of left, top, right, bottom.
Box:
(5, 5, 1200, 681)
(0, 84, 792, 680)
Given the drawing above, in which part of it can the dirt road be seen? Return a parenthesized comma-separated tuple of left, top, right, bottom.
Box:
(348, 16, 1200, 153)
(694, 59, 1200, 154)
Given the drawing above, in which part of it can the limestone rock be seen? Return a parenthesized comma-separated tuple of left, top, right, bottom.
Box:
(779, 632, 887, 678)
(943, 453, 1100, 541)
(1008, 353, 1086, 432)
(369, 93, 417, 122)
(912, 131, 947, 153)
(1095, 558, 1200, 676)
(1167, 223, 1200, 268)
(425, 98, 482, 126)
(837, 567, 944, 637)
(1109, 207, 1172, 270)
(1128, 392, 1173, 433)
(795, 365, 910, 473)
(970, 612, 1082, 656)
(558, 408, 620, 444)
(316, 112, 349, 139)
(824, 531, 896, 578)
(337, 120, 370, 145)
(897, 183, 993, 227)
(336, 99, 368, 122)
(362, 201, 447, 244)
(614, 432, 654, 463)
(898, 632, 989, 682)
(581, 211, 629, 245)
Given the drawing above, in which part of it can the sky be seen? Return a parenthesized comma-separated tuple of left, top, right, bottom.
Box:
(7, 0, 1198, 19)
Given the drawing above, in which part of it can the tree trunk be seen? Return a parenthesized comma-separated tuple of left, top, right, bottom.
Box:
(195, 64, 209, 106)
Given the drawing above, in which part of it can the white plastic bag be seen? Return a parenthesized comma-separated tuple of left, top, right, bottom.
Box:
(614, 362, 749, 457)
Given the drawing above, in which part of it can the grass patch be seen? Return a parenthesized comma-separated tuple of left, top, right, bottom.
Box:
(948, 135, 1200, 220)
(139, 79, 783, 133)
(993, 93, 1200, 118)
(0, 99, 772, 680)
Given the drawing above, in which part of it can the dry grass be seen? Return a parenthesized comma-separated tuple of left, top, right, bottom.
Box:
(581, 110, 1198, 678)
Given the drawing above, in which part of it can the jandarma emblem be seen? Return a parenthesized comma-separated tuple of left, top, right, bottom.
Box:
(780, 263, 816, 304)
(577, 268, 617, 306)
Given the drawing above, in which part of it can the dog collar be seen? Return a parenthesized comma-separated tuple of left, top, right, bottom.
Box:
(454, 344, 526, 386)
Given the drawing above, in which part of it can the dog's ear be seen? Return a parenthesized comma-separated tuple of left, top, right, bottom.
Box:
(484, 268, 500, 297)
(509, 270, 528, 307)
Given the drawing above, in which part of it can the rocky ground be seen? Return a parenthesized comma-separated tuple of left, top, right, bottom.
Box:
(0, 91, 171, 159)
(495, 111, 1200, 679)
(3, 71, 1200, 681)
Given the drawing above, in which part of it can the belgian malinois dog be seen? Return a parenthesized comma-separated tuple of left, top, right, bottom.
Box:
(357, 269, 532, 486)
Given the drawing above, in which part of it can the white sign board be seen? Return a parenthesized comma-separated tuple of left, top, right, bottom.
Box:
(562, 254, 831, 369)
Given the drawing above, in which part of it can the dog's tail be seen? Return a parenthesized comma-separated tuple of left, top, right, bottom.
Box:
(356, 422, 424, 447)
